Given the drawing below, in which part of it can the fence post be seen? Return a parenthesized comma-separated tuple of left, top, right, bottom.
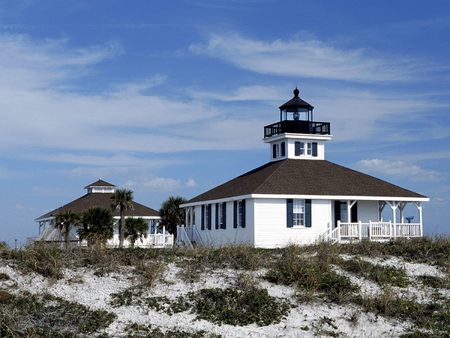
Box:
(368, 220, 372, 240)
(358, 221, 362, 241)
(337, 221, 341, 242)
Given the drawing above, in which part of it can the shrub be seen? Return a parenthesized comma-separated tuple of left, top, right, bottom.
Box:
(187, 287, 291, 326)
(12, 242, 64, 279)
(417, 275, 449, 289)
(335, 258, 410, 287)
(357, 289, 450, 333)
(135, 259, 166, 287)
(265, 250, 358, 303)
(0, 291, 116, 336)
(340, 237, 450, 268)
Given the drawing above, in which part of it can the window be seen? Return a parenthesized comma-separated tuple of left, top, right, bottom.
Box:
(306, 143, 312, 155)
(287, 199, 311, 228)
(295, 142, 304, 156)
(233, 200, 246, 228)
(206, 204, 212, 230)
(293, 199, 305, 226)
(281, 142, 286, 157)
(216, 202, 226, 229)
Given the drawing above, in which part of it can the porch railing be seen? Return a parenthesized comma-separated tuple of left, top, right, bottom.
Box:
(324, 221, 421, 243)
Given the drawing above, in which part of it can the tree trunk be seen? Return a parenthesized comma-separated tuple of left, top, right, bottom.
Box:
(65, 223, 70, 249)
(119, 209, 125, 248)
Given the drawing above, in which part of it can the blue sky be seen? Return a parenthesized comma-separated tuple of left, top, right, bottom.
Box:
(1, 0, 449, 246)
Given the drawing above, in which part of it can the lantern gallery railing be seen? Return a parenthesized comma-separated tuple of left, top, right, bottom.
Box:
(264, 120, 331, 138)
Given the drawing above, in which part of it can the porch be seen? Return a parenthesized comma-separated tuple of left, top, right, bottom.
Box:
(327, 221, 422, 243)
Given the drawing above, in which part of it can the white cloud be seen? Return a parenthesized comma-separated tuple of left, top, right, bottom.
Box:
(0, 33, 268, 156)
(186, 177, 197, 187)
(124, 176, 197, 192)
(189, 85, 285, 102)
(356, 158, 440, 182)
(42, 153, 181, 168)
(190, 33, 426, 83)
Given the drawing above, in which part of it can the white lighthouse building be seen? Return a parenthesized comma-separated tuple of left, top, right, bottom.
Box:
(178, 88, 429, 248)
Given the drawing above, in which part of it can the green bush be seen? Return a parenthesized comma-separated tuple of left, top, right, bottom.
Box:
(187, 287, 290, 326)
(265, 250, 358, 303)
(0, 291, 116, 336)
(335, 258, 410, 287)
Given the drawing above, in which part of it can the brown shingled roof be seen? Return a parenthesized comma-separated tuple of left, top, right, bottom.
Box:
(36, 192, 159, 221)
(84, 179, 116, 189)
(188, 159, 426, 203)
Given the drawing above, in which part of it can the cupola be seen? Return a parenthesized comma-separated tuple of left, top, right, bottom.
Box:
(264, 88, 332, 161)
(84, 179, 116, 194)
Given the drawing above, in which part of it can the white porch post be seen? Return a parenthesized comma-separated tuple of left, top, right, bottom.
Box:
(379, 201, 386, 221)
(358, 221, 362, 240)
(348, 200, 356, 223)
(387, 202, 398, 238)
(368, 220, 372, 240)
(337, 220, 341, 242)
(399, 202, 406, 224)
(415, 202, 423, 237)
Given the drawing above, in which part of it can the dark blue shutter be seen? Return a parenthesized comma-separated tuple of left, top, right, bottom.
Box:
(215, 203, 219, 229)
(241, 200, 246, 228)
(287, 199, 293, 228)
(312, 143, 318, 157)
(201, 205, 205, 230)
(222, 202, 227, 229)
(207, 204, 211, 230)
(305, 199, 312, 227)
(295, 142, 300, 156)
(272, 144, 277, 158)
(281, 142, 285, 157)
(233, 201, 237, 228)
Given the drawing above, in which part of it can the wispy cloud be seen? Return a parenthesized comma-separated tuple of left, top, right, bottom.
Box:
(188, 85, 285, 102)
(190, 33, 429, 83)
(124, 176, 197, 192)
(356, 158, 440, 182)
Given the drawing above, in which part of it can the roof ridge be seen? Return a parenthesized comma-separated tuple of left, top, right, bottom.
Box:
(253, 159, 287, 194)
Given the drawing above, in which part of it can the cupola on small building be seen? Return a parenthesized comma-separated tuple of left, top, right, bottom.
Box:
(35, 179, 173, 248)
(178, 89, 429, 248)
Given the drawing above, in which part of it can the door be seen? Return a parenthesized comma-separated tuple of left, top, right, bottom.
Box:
(334, 201, 350, 227)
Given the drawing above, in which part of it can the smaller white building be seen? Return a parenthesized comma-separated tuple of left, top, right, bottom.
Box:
(35, 180, 172, 248)
(179, 88, 429, 248)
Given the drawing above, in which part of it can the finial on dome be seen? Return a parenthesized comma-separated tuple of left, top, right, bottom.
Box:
(293, 87, 299, 98)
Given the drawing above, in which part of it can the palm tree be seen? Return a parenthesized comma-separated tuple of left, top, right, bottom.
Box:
(55, 210, 80, 248)
(160, 196, 187, 236)
(111, 189, 134, 248)
(78, 207, 114, 247)
(124, 218, 148, 248)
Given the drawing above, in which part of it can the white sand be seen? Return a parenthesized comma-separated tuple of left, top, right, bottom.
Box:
(1, 253, 448, 337)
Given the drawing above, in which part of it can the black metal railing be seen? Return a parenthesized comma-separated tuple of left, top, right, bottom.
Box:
(264, 120, 330, 138)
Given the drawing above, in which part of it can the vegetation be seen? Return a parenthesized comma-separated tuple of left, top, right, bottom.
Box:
(78, 207, 114, 247)
(124, 323, 221, 338)
(111, 188, 134, 248)
(160, 196, 187, 235)
(265, 245, 358, 303)
(0, 291, 116, 337)
(111, 285, 291, 327)
(125, 217, 149, 247)
(335, 257, 410, 287)
(1, 237, 449, 336)
(55, 210, 80, 248)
